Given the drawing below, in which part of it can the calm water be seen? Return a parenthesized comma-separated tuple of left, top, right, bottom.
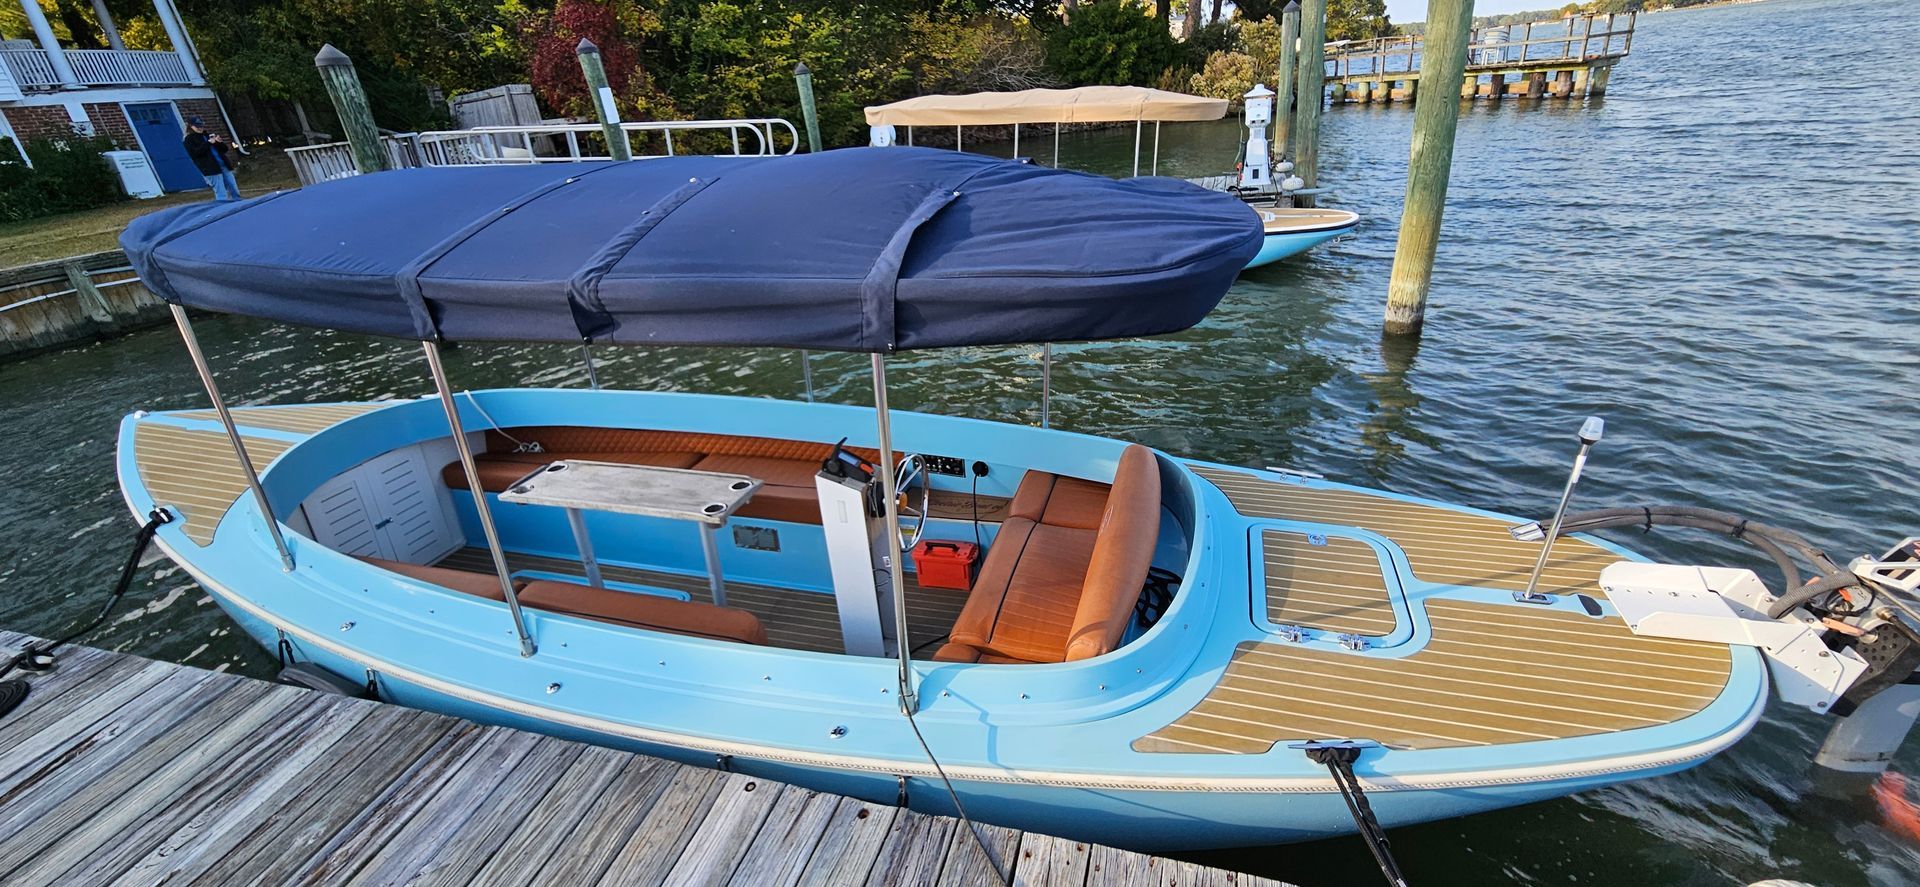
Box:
(2, 0, 1917, 882)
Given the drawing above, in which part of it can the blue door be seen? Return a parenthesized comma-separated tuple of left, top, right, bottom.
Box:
(125, 103, 204, 192)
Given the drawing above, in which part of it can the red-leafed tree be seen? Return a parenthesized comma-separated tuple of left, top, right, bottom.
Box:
(526, 0, 644, 118)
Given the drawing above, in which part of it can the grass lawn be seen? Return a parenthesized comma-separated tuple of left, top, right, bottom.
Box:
(0, 152, 303, 269)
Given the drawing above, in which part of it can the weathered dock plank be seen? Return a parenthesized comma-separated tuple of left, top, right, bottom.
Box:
(0, 636, 1295, 886)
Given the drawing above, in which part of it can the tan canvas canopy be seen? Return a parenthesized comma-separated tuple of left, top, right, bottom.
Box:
(864, 86, 1229, 127)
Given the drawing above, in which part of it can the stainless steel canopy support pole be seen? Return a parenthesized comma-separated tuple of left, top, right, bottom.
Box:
(799, 350, 815, 403)
(581, 343, 599, 389)
(1151, 121, 1161, 175)
(1132, 120, 1142, 177)
(170, 305, 295, 572)
(1518, 416, 1604, 604)
(871, 354, 916, 714)
(1040, 343, 1052, 429)
(1053, 123, 1060, 167)
(1012, 123, 1020, 158)
(423, 341, 537, 657)
(955, 125, 962, 151)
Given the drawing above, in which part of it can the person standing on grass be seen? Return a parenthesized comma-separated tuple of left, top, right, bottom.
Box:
(182, 117, 239, 201)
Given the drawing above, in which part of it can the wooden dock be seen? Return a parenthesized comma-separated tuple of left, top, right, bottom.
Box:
(0, 251, 168, 362)
(1324, 12, 1635, 104)
(0, 631, 1294, 886)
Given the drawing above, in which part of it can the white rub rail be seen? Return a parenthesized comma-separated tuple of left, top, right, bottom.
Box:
(285, 118, 800, 186)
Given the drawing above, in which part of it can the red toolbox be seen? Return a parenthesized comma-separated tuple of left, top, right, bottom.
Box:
(912, 540, 980, 590)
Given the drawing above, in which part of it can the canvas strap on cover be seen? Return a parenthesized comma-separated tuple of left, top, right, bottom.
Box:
(566, 175, 719, 341)
(857, 168, 990, 352)
(393, 166, 625, 341)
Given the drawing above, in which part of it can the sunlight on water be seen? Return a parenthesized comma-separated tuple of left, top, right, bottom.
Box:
(0, 0, 1915, 883)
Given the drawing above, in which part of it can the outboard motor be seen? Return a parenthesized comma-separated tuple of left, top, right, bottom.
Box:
(1517, 419, 1920, 773)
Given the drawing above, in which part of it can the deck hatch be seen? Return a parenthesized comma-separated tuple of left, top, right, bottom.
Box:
(1256, 529, 1403, 639)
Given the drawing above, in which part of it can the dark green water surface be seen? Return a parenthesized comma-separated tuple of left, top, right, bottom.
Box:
(1, 0, 1916, 882)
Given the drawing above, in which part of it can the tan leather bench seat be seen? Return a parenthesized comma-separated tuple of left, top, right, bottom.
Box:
(441, 427, 878, 525)
(354, 556, 766, 645)
(519, 580, 768, 645)
(933, 445, 1161, 665)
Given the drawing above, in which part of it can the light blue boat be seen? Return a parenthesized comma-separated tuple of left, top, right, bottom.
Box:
(1247, 207, 1361, 270)
(862, 86, 1360, 272)
(108, 149, 1911, 859)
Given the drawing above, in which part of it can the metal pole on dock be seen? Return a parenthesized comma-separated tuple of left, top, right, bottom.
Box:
(1382, 0, 1475, 337)
(1274, 1, 1300, 159)
(1292, 0, 1328, 207)
(313, 45, 387, 175)
(794, 62, 823, 153)
(576, 39, 631, 162)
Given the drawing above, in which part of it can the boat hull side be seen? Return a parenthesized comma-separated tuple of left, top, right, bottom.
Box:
(197, 573, 1749, 851)
(1244, 226, 1351, 269)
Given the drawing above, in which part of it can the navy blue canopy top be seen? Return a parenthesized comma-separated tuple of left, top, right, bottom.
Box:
(121, 147, 1260, 351)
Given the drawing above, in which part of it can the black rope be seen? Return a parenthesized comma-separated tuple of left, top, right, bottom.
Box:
(1304, 744, 1409, 887)
(970, 471, 982, 551)
(1642, 505, 1654, 534)
(0, 509, 172, 682)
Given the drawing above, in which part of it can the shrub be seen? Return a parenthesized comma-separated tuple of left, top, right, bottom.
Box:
(1045, 0, 1181, 87)
(0, 129, 126, 224)
(1188, 50, 1254, 101)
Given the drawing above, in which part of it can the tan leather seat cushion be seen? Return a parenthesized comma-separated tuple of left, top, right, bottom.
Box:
(945, 520, 1098, 663)
(1063, 445, 1160, 661)
(1009, 474, 1111, 531)
(933, 445, 1161, 665)
(356, 555, 515, 600)
(518, 580, 768, 645)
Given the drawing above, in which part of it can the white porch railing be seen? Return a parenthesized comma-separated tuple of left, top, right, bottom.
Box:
(66, 49, 192, 85)
(0, 49, 59, 89)
(414, 119, 799, 167)
(0, 48, 193, 89)
(285, 135, 422, 185)
(286, 119, 800, 186)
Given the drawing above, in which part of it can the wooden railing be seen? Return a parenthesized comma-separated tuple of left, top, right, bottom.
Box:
(0, 48, 192, 89)
(1326, 12, 1635, 79)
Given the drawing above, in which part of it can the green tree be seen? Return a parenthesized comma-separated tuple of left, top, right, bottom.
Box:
(173, 0, 526, 131)
(1045, 0, 1180, 86)
(1326, 0, 1391, 41)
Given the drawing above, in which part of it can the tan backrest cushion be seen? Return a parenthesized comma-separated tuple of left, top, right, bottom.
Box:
(1063, 445, 1160, 661)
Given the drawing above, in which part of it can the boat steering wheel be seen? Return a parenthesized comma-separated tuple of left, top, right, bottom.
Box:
(894, 454, 931, 553)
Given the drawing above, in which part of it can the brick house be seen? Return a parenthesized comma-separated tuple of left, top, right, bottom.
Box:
(1, 0, 236, 193)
